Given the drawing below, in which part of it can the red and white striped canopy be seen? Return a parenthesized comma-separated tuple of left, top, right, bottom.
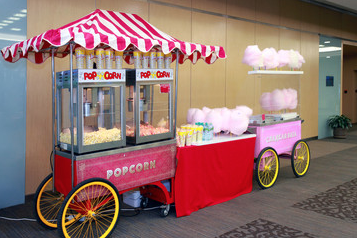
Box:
(1, 9, 226, 65)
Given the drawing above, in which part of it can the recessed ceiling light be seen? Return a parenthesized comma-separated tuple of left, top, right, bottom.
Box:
(319, 44, 324, 47)
(10, 28, 21, 31)
(324, 41, 331, 44)
(20, 9, 27, 13)
(0, 23, 8, 26)
(8, 17, 20, 21)
(3, 20, 13, 24)
(319, 46, 341, 52)
(326, 56, 331, 58)
(14, 13, 26, 17)
(0, 26, 3, 29)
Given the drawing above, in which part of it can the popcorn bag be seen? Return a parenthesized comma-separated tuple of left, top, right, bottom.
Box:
(164, 53, 172, 68)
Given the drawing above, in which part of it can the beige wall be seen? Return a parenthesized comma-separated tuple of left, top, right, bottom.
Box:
(26, 0, 357, 194)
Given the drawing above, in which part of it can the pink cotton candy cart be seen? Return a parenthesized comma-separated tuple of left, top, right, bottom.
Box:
(248, 118, 310, 189)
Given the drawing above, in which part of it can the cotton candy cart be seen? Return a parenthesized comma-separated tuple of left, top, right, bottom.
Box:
(1, 9, 226, 238)
(248, 70, 310, 189)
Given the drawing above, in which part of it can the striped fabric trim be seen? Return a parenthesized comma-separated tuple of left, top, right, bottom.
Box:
(1, 9, 226, 64)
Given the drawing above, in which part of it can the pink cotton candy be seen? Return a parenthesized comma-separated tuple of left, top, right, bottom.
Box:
(205, 110, 223, 133)
(287, 88, 298, 109)
(296, 51, 305, 69)
(282, 88, 293, 108)
(192, 109, 205, 124)
(229, 109, 249, 136)
(260, 92, 272, 111)
(202, 106, 211, 115)
(235, 105, 253, 117)
(271, 89, 285, 111)
(242, 45, 263, 69)
(262, 47, 279, 69)
(278, 50, 290, 68)
(288, 49, 299, 69)
(220, 107, 232, 132)
(187, 108, 198, 124)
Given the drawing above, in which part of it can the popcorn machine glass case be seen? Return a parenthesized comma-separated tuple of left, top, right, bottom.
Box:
(249, 71, 302, 124)
(126, 69, 174, 144)
(56, 69, 126, 153)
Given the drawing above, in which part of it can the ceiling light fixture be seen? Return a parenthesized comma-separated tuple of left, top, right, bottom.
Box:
(324, 40, 331, 44)
(0, 23, 8, 26)
(8, 17, 20, 21)
(20, 9, 27, 13)
(319, 46, 341, 53)
(14, 13, 26, 17)
(10, 28, 21, 31)
(3, 20, 14, 24)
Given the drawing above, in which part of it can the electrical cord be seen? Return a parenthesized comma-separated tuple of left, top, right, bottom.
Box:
(0, 216, 36, 222)
(0, 204, 174, 221)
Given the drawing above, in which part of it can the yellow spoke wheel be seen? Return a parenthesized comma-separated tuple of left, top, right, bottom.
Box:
(291, 140, 310, 177)
(34, 173, 63, 229)
(255, 147, 279, 189)
(57, 178, 120, 238)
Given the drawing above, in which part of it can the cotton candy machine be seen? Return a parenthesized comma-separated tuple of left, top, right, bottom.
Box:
(249, 71, 302, 124)
(56, 69, 126, 153)
(125, 68, 174, 144)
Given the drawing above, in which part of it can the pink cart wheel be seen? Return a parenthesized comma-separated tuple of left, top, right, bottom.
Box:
(255, 147, 279, 189)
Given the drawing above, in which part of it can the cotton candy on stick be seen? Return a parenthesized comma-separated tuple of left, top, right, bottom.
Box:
(278, 50, 290, 68)
(287, 88, 298, 109)
(242, 45, 264, 70)
(271, 89, 286, 112)
(187, 108, 198, 124)
(262, 48, 279, 69)
(260, 92, 272, 112)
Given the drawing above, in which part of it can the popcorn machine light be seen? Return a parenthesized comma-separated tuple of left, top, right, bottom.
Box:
(56, 69, 126, 153)
(125, 68, 174, 144)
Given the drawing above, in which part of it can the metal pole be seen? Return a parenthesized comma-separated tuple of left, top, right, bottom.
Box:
(174, 50, 179, 136)
(69, 43, 75, 189)
(51, 48, 56, 192)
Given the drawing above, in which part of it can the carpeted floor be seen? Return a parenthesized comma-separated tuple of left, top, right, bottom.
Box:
(1, 127, 357, 238)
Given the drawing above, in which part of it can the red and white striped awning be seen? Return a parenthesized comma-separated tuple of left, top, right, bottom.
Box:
(1, 9, 226, 65)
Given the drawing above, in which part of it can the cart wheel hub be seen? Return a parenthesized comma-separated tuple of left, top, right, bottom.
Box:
(87, 210, 96, 218)
(298, 156, 304, 160)
(264, 165, 271, 171)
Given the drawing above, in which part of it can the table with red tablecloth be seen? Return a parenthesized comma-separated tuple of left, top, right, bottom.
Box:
(174, 134, 256, 217)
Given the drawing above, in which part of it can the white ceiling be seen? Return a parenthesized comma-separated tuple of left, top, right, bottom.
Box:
(313, 0, 357, 14)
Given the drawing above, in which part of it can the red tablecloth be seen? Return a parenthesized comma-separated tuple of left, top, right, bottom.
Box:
(174, 136, 256, 217)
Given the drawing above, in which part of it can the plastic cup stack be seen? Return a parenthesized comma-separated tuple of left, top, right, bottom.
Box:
(105, 49, 113, 69)
(114, 51, 123, 69)
(75, 47, 85, 69)
(157, 52, 164, 69)
(143, 52, 150, 68)
(133, 51, 142, 69)
(149, 50, 157, 69)
(164, 53, 172, 68)
(96, 49, 105, 69)
(85, 49, 94, 69)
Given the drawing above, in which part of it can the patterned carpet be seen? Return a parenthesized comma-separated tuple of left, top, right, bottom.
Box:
(217, 219, 318, 238)
(292, 177, 357, 223)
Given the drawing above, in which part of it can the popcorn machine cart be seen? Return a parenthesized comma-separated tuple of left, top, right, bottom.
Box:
(1, 10, 226, 238)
